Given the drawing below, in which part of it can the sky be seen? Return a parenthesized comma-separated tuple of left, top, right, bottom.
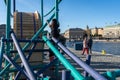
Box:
(0, 0, 120, 33)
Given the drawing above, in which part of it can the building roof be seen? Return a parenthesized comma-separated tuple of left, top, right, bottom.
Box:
(69, 28, 84, 30)
(105, 24, 120, 28)
(65, 28, 84, 32)
(0, 24, 6, 28)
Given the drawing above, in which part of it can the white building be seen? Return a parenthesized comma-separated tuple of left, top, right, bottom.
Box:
(103, 25, 120, 38)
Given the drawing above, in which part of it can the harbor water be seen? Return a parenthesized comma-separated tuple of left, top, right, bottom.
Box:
(66, 41, 120, 55)
(92, 41, 120, 55)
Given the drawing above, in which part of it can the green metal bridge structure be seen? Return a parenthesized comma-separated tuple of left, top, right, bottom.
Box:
(0, 0, 120, 80)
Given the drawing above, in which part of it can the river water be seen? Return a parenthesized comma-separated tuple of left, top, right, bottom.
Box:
(92, 41, 120, 55)
(66, 41, 120, 55)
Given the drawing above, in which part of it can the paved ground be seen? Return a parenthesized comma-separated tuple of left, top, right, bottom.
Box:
(70, 48, 120, 73)
(43, 47, 120, 80)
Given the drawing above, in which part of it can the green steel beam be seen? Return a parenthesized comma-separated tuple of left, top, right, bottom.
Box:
(106, 71, 115, 80)
(42, 36, 84, 80)
(0, 13, 55, 76)
(102, 70, 120, 79)
(9, 0, 60, 66)
(5, 0, 11, 79)
(114, 70, 120, 77)
(0, 37, 4, 70)
(9, 73, 13, 80)
(1, 0, 62, 79)
(41, 0, 43, 26)
(0, 64, 42, 74)
(0, 63, 11, 76)
(23, 13, 55, 50)
(44, 0, 61, 17)
(6, 0, 11, 39)
(55, 0, 59, 20)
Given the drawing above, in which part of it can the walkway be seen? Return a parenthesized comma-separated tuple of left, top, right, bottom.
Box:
(43, 47, 120, 80)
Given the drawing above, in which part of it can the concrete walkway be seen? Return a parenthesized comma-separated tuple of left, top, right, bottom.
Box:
(69, 48, 120, 72)
(68, 48, 120, 79)
(43, 47, 120, 80)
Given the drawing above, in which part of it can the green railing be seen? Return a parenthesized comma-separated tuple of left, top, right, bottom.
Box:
(42, 36, 84, 80)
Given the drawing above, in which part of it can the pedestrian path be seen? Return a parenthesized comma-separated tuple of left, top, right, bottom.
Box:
(43, 47, 120, 80)
(69, 48, 120, 72)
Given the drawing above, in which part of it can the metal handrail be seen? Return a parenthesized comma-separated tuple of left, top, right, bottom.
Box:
(11, 32, 36, 80)
(42, 36, 84, 80)
(0, 37, 4, 70)
(52, 37, 107, 80)
(44, 0, 62, 17)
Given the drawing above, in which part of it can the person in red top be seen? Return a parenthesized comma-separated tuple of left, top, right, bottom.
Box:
(82, 34, 89, 55)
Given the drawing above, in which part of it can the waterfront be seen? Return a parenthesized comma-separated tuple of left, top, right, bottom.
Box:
(66, 41, 120, 55)
(43, 47, 120, 80)
(92, 41, 120, 55)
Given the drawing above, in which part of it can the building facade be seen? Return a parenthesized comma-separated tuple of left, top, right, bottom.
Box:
(103, 25, 120, 38)
(91, 27, 103, 36)
(0, 24, 6, 38)
(64, 28, 85, 41)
